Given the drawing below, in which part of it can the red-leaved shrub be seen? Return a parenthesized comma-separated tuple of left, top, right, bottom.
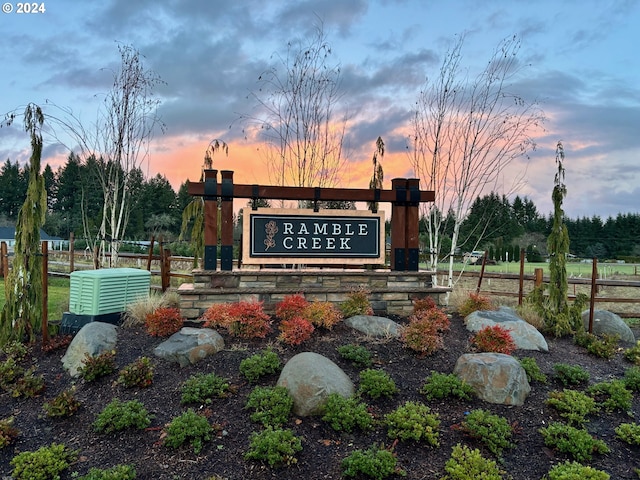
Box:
(471, 325, 516, 355)
(200, 303, 235, 329)
(401, 318, 444, 355)
(458, 292, 496, 317)
(278, 317, 315, 346)
(412, 296, 437, 314)
(275, 294, 310, 321)
(201, 301, 272, 338)
(145, 307, 183, 337)
(305, 301, 343, 330)
(411, 307, 450, 332)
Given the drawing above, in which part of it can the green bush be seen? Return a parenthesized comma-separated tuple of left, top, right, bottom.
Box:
(518, 357, 548, 383)
(9, 366, 45, 398)
(117, 357, 154, 388)
(180, 373, 230, 404)
(587, 379, 632, 412)
(615, 422, 640, 445)
(624, 366, 640, 391)
(341, 443, 404, 479)
(539, 422, 610, 462)
(77, 464, 137, 480)
(245, 386, 293, 427)
(384, 401, 440, 445)
(2, 340, 28, 361)
(457, 409, 513, 457)
(78, 350, 116, 382)
(244, 426, 302, 467)
(358, 368, 398, 399)
(546, 389, 599, 426)
(0, 357, 24, 389)
(321, 393, 373, 433)
(420, 371, 474, 401)
(337, 344, 373, 368)
(93, 399, 152, 434)
(239, 348, 281, 383)
(441, 443, 503, 480)
(544, 460, 610, 480)
(574, 331, 619, 359)
(0, 416, 19, 449)
(553, 363, 590, 386)
(164, 409, 213, 454)
(43, 389, 81, 418)
(339, 287, 374, 318)
(624, 341, 640, 365)
(10, 443, 77, 480)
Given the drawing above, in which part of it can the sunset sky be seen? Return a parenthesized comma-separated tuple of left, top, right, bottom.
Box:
(1, 0, 639, 220)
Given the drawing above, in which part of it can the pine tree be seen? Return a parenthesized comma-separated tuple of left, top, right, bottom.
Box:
(1, 104, 47, 345)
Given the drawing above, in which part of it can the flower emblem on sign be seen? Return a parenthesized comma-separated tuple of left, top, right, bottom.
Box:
(264, 221, 278, 250)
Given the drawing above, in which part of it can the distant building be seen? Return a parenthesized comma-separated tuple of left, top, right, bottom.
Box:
(0, 226, 64, 251)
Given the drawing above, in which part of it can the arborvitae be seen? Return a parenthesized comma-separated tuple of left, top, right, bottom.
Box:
(548, 141, 569, 316)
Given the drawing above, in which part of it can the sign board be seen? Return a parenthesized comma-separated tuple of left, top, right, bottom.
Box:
(242, 208, 385, 265)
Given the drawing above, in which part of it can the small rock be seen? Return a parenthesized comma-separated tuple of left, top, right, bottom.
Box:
(344, 315, 401, 338)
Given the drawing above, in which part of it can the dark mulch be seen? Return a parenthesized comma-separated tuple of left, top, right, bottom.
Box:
(1, 315, 639, 480)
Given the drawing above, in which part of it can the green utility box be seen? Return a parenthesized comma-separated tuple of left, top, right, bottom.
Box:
(62, 268, 151, 334)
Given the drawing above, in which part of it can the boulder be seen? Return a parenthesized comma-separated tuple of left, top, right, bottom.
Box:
(454, 353, 531, 406)
(344, 315, 401, 338)
(62, 322, 118, 377)
(277, 352, 354, 416)
(465, 306, 548, 352)
(581, 309, 636, 344)
(153, 327, 225, 367)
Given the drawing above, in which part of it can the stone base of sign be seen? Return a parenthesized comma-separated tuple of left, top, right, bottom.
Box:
(178, 269, 450, 320)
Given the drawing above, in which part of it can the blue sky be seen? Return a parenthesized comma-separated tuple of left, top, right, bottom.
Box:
(1, 0, 639, 220)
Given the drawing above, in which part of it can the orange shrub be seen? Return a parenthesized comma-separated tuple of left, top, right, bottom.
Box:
(471, 325, 516, 355)
(305, 301, 343, 330)
(200, 303, 235, 329)
(412, 297, 437, 314)
(278, 317, 315, 346)
(401, 318, 444, 355)
(458, 292, 496, 317)
(410, 307, 450, 333)
(144, 307, 183, 337)
(200, 301, 272, 338)
(275, 294, 310, 321)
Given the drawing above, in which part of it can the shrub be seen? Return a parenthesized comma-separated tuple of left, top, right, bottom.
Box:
(623, 366, 640, 391)
(278, 316, 315, 346)
(546, 389, 599, 426)
(239, 348, 281, 383)
(412, 296, 437, 314)
(78, 350, 116, 382)
(10, 443, 77, 480)
(275, 294, 309, 321)
(200, 302, 235, 329)
(0, 416, 19, 449)
(339, 287, 374, 318)
(553, 363, 590, 386)
(144, 306, 183, 337)
(516, 301, 545, 331)
(164, 409, 213, 454)
(305, 301, 343, 329)
(544, 461, 610, 480)
(358, 368, 398, 399)
(245, 386, 293, 427)
(43, 389, 81, 418)
(337, 344, 373, 368)
(518, 357, 548, 383)
(202, 301, 272, 338)
(77, 464, 137, 480)
(458, 292, 495, 318)
(384, 401, 440, 445)
(321, 393, 373, 433)
(10, 367, 45, 398)
(539, 422, 610, 462)
(441, 443, 503, 480)
(470, 325, 516, 355)
(93, 399, 152, 434)
(117, 357, 154, 388)
(456, 409, 513, 457)
(2, 340, 28, 361)
(244, 426, 302, 467)
(341, 443, 404, 480)
(181, 373, 230, 405)
(615, 422, 640, 445)
(624, 341, 640, 365)
(587, 379, 633, 412)
(401, 315, 444, 355)
(0, 357, 24, 389)
(420, 371, 474, 401)
(574, 331, 619, 359)
(123, 290, 168, 327)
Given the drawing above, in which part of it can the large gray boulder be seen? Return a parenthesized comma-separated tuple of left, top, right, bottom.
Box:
(62, 322, 118, 377)
(581, 309, 635, 344)
(454, 353, 531, 406)
(154, 327, 225, 367)
(344, 315, 401, 338)
(277, 352, 354, 416)
(465, 306, 548, 352)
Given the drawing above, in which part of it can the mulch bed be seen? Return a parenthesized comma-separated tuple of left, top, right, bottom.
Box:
(1, 314, 639, 479)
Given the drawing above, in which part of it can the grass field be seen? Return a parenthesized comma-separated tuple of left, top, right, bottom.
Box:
(438, 261, 640, 278)
(0, 277, 70, 321)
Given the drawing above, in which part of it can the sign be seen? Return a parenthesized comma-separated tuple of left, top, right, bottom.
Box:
(242, 208, 385, 265)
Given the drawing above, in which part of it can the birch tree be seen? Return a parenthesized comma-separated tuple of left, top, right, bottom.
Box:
(409, 34, 544, 289)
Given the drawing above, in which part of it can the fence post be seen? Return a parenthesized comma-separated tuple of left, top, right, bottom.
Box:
(204, 169, 218, 270)
(534, 268, 543, 287)
(161, 247, 171, 292)
(68, 232, 74, 273)
(220, 170, 234, 271)
(146, 235, 155, 271)
(588, 258, 598, 333)
(0, 241, 8, 278)
(476, 251, 488, 294)
(42, 241, 49, 346)
(518, 248, 525, 305)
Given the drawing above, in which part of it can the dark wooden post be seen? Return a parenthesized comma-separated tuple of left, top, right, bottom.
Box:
(588, 258, 598, 333)
(42, 241, 49, 345)
(476, 251, 488, 293)
(204, 169, 219, 270)
(534, 268, 544, 287)
(146, 235, 155, 271)
(0, 241, 7, 278)
(406, 178, 420, 271)
(161, 247, 171, 292)
(390, 178, 407, 271)
(220, 170, 234, 271)
(518, 248, 525, 305)
(68, 232, 75, 273)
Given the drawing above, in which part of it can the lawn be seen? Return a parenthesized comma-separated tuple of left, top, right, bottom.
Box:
(0, 276, 70, 321)
(438, 261, 640, 277)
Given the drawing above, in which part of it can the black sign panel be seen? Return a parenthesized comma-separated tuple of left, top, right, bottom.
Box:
(249, 213, 381, 258)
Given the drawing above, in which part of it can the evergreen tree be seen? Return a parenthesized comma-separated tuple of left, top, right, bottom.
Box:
(0, 105, 46, 345)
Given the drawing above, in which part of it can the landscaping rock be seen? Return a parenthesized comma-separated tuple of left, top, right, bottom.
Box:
(277, 352, 355, 416)
(581, 309, 636, 344)
(465, 306, 548, 352)
(153, 327, 225, 367)
(344, 315, 401, 338)
(454, 353, 531, 406)
(62, 322, 118, 377)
